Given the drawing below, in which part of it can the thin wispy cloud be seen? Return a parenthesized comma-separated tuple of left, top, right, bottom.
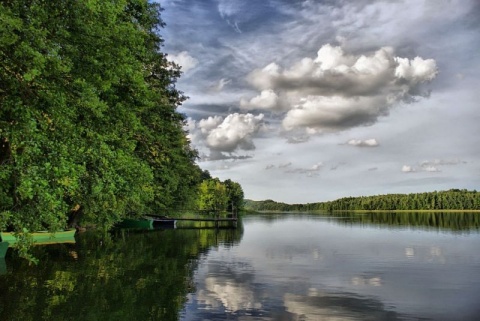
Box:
(345, 139, 379, 147)
(400, 158, 467, 174)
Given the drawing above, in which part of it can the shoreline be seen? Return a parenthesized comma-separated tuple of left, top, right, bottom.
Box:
(246, 209, 480, 214)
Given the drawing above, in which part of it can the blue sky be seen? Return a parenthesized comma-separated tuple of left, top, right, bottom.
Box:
(158, 0, 480, 203)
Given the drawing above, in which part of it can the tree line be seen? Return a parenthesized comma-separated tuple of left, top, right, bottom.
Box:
(245, 189, 480, 212)
(330, 211, 480, 232)
(0, 0, 243, 259)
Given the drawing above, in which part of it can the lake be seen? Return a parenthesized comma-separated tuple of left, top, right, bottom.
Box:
(1, 212, 479, 321)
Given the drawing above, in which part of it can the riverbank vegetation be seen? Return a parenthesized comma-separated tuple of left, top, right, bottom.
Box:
(245, 189, 480, 212)
(0, 0, 243, 259)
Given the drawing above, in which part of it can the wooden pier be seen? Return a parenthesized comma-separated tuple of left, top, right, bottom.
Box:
(144, 215, 238, 229)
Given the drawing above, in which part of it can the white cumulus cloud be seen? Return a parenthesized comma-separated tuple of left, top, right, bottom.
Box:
(240, 89, 279, 110)
(246, 62, 280, 91)
(206, 113, 265, 152)
(186, 113, 265, 159)
(243, 44, 438, 134)
(282, 95, 386, 133)
(167, 51, 198, 73)
(199, 116, 223, 134)
(394, 57, 437, 84)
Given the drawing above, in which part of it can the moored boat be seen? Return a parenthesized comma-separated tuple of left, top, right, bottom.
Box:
(0, 229, 76, 245)
(116, 218, 154, 229)
(0, 242, 8, 259)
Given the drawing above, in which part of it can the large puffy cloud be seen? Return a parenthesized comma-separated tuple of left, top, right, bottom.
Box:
(282, 95, 388, 132)
(206, 113, 264, 151)
(199, 115, 223, 134)
(242, 44, 437, 134)
(394, 57, 438, 84)
(185, 116, 223, 147)
(186, 113, 265, 159)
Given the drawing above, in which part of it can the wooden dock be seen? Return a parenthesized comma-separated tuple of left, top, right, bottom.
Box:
(161, 218, 236, 222)
(145, 215, 238, 228)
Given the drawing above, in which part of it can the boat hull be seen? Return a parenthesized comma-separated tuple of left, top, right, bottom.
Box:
(0, 242, 8, 259)
(116, 218, 154, 229)
(0, 230, 76, 245)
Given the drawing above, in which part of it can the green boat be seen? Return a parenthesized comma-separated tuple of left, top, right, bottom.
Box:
(0, 229, 76, 245)
(116, 218, 154, 229)
(0, 242, 8, 259)
(0, 257, 6, 275)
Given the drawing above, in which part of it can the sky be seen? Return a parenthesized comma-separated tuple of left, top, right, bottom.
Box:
(158, 0, 480, 203)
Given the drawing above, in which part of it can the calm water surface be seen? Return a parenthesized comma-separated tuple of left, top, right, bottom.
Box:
(0, 213, 479, 321)
(182, 214, 480, 321)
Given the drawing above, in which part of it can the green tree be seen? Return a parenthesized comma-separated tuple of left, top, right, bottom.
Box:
(196, 179, 228, 214)
(0, 0, 202, 259)
(224, 179, 244, 213)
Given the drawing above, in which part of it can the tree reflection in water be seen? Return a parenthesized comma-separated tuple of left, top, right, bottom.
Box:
(0, 225, 243, 321)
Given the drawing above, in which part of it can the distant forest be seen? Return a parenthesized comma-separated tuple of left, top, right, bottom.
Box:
(244, 189, 480, 212)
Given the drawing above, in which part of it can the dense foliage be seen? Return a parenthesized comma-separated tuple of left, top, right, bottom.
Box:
(245, 189, 480, 212)
(0, 0, 246, 259)
(195, 173, 244, 214)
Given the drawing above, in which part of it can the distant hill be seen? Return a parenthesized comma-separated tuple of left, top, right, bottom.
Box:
(244, 189, 480, 212)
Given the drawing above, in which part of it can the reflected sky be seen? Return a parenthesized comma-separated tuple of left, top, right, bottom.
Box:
(181, 214, 480, 321)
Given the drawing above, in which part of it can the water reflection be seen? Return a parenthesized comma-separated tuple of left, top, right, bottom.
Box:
(183, 214, 480, 321)
(329, 211, 480, 232)
(351, 276, 382, 286)
(284, 291, 401, 321)
(250, 211, 480, 232)
(1, 213, 480, 321)
(199, 275, 262, 312)
(0, 226, 243, 321)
